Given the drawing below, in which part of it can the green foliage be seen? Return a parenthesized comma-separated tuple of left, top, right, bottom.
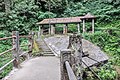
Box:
(0, 0, 120, 79)
(83, 20, 120, 80)
(0, 31, 13, 79)
(98, 63, 117, 80)
(68, 24, 78, 33)
(0, 0, 56, 34)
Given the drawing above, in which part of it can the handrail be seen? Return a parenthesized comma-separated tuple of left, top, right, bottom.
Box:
(20, 35, 31, 38)
(20, 44, 30, 47)
(0, 36, 16, 41)
(0, 48, 15, 56)
(65, 61, 77, 80)
(0, 31, 34, 74)
(19, 51, 29, 57)
(0, 59, 15, 72)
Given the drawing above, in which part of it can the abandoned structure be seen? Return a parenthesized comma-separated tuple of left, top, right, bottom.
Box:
(37, 13, 96, 35)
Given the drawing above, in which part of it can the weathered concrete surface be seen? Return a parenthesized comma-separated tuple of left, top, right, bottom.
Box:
(7, 57, 60, 80)
(44, 35, 109, 68)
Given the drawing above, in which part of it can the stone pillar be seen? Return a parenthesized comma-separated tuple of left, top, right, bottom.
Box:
(83, 19, 85, 33)
(60, 49, 72, 80)
(77, 23, 80, 34)
(63, 24, 68, 34)
(92, 19, 95, 33)
(51, 24, 55, 35)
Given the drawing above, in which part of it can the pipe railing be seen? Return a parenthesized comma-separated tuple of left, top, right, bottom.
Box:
(0, 31, 34, 72)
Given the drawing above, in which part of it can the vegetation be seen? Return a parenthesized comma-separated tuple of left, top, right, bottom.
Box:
(0, 0, 120, 80)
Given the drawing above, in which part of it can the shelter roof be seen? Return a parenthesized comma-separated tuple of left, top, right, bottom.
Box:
(37, 17, 82, 25)
(37, 13, 96, 25)
(80, 13, 96, 19)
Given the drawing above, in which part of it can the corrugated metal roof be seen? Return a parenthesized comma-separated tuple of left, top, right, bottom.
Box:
(37, 13, 95, 25)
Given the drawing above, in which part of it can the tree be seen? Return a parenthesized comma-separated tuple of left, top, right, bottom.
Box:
(4, 0, 11, 13)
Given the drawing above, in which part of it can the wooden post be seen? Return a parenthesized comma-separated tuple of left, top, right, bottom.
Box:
(49, 25, 51, 35)
(4, 0, 11, 14)
(83, 19, 85, 33)
(51, 24, 55, 35)
(38, 26, 41, 38)
(92, 19, 95, 33)
(77, 23, 80, 34)
(60, 49, 72, 80)
(63, 24, 68, 34)
(12, 31, 20, 68)
(28, 32, 34, 57)
(41, 25, 43, 35)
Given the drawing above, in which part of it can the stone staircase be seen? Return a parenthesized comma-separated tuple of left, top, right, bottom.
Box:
(36, 38, 54, 56)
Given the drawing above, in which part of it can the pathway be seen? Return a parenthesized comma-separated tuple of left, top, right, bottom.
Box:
(7, 57, 60, 80)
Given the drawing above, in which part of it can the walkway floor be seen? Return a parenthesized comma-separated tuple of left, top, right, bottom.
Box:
(7, 57, 60, 80)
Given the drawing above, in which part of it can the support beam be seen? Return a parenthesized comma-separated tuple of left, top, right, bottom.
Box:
(12, 31, 20, 68)
(38, 26, 41, 37)
(83, 19, 85, 33)
(63, 24, 68, 34)
(41, 25, 43, 35)
(51, 24, 55, 35)
(49, 25, 51, 35)
(92, 19, 95, 33)
(77, 23, 80, 34)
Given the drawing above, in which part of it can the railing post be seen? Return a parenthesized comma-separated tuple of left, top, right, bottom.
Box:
(12, 31, 20, 68)
(60, 49, 72, 80)
(28, 32, 34, 57)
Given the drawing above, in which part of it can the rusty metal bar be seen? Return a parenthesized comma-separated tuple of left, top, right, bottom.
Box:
(0, 36, 16, 41)
(0, 59, 15, 72)
(65, 61, 77, 80)
(0, 48, 15, 56)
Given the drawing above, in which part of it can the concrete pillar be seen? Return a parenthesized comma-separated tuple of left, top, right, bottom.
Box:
(63, 24, 68, 34)
(49, 25, 51, 35)
(41, 25, 43, 35)
(83, 19, 85, 33)
(77, 23, 80, 34)
(92, 19, 95, 33)
(38, 26, 41, 37)
(51, 24, 55, 35)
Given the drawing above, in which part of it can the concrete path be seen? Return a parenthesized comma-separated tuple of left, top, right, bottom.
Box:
(7, 57, 60, 80)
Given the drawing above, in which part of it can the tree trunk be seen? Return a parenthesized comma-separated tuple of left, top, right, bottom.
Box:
(4, 0, 11, 14)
